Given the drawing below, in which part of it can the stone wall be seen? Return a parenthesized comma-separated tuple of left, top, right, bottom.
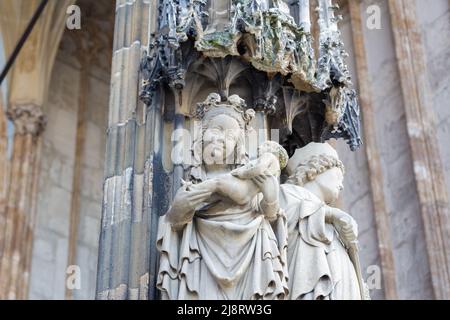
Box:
(335, 6, 385, 300)
(362, 0, 432, 300)
(28, 58, 77, 300)
(416, 0, 450, 208)
(28, 45, 109, 300)
(73, 69, 109, 300)
(336, 0, 450, 300)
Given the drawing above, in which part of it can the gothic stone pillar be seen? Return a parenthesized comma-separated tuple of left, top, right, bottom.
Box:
(0, 104, 45, 299)
(388, 0, 450, 300)
(0, 0, 74, 299)
(96, 0, 156, 300)
(348, 0, 398, 300)
(0, 92, 8, 260)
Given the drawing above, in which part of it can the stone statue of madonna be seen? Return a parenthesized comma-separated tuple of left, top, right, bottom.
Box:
(156, 93, 289, 300)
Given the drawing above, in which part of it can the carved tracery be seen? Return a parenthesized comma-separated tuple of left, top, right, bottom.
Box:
(140, 0, 362, 152)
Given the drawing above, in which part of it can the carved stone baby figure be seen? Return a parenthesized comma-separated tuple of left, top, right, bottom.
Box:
(190, 141, 289, 210)
(232, 140, 288, 179)
(280, 142, 368, 300)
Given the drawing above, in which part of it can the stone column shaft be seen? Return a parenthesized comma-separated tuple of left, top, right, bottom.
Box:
(65, 63, 89, 300)
(388, 0, 450, 300)
(0, 0, 75, 299)
(0, 104, 45, 299)
(0, 91, 8, 259)
(299, 0, 311, 32)
(96, 0, 154, 300)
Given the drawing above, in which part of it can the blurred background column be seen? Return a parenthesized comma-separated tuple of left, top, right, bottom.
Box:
(388, 0, 450, 300)
(0, 90, 7, 258)
(348, 0, 398, 300)
(0, 0, 74, 300)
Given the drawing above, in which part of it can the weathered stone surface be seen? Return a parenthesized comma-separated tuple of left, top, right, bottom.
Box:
(29, 30, 110, 299)
(387, 0, 450, 299)
(140, 0, 362, 151)
(353, 0, 436, 299)
(337, 139, 384, 300)
(97, 0, 154, 301)
(8, 0, 449, 301)
(416, 0, 450, 215)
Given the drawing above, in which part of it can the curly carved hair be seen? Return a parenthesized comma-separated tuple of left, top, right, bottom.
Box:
(259, 141, 289, 170)
(286, 154, 345, 187)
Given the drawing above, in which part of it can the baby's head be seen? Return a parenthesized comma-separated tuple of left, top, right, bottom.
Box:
(258, 141, 289, 171)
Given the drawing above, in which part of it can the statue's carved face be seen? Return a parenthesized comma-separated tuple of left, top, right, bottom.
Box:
(312, 167, 344, 205)
(202, 114, 241, 166)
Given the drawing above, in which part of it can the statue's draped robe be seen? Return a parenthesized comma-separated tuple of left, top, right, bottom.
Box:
(157, 196, 289, 300)
(280, 184, 361, 300)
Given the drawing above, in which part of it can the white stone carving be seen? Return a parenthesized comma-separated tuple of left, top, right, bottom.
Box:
(281, 142, 369, 300)
(156, 94, 289, 300)
(156, 93, 366, 300)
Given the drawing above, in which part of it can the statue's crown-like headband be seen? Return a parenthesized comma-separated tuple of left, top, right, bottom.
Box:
(195, 93, 255, 128)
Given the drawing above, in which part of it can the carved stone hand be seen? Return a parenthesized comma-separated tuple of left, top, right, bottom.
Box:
(251, 174, 280, 220)
(251, 174, 279, 204)
(326, 207, 359, 249)
(166, 184, 213, 228)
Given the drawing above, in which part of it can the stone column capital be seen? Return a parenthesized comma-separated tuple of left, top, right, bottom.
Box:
(7, 104, 47, 137)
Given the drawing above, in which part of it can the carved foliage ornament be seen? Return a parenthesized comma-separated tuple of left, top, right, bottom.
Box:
(7, 104, 47, 137)
(140, 0, 362, 151)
